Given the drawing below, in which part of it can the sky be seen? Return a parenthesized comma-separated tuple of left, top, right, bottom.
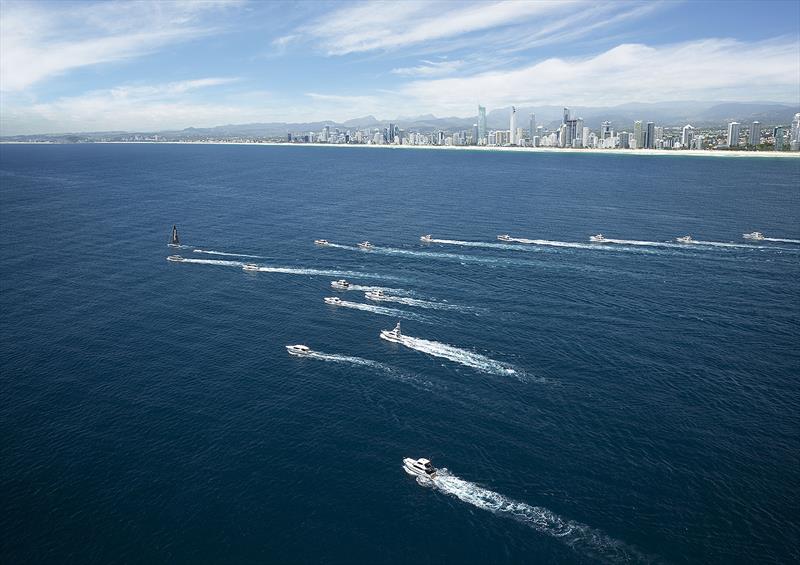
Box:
(1, 0, 799, 134)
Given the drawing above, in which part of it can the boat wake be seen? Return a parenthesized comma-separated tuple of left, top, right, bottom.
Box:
(300, 352, 431, 388)
(764, 237, 800, 244)
(346, 285, 417, 296)
(428, 238, 530, 251)
(328, 242, 536, 267)
(179, 258, 244, 267)
(193, 249, 265, 259)
(419, 469, 650, 564)
(175, 258, 396, 280)
(371, 294, 470, 312)
(596, 238, 682, 248)
(690, 240, 761, 249)
(387, 333, 522, 379)
(331, 300, 430, 322)
(509, 236, 659, 253)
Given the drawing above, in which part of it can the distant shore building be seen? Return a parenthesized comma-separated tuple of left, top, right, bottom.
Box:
(774, 126, 784, 150)
(478, 105, 487, 144)
(791, 113, 800, 151)
(748, 121, 760, 147)
(510, 106, 518, 145)
(633, 120, 643, 149)
(529, 113, 536, 141)
(645, 122, 655, 149)
(727, 122, 741, 147)
(681, 124, 694, 148)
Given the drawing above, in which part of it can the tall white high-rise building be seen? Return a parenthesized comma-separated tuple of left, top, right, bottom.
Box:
(510, 106, 518, 145)
(727, 122, 741, 147)
(529, 114, 536, 141)
(478, 105, 487, 144)
(633, 120, 643, 149)
(790, 113, 800, 151)
(681, 125, 694, 148)
(774, 126, 784, 150)
(748, 121, 760, 146)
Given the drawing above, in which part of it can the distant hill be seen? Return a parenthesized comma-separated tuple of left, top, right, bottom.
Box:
(3, 101, 798, 141)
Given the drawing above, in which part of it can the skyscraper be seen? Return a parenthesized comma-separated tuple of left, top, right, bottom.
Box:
(478, 105, 487, 144)
(563, 107, 571, 124)
(633, 120, 643, 149)
(601, 121, 612, 139)
(748, 121, 760, 146)
(472, 124, 479, 145)
(774, 126, 784, 150)
(645, 122, 655, 149)
(790, 113, 800, 151)
(529, 113, 536, 141)
(681, 125, 694, 148)
(727, 122, 741, 147)
(510, 106, 518, 145)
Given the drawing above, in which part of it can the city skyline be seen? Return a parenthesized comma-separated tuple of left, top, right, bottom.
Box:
(1, 0, 799, 135)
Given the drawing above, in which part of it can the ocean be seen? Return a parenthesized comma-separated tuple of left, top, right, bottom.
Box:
(1, 143, 798, 564)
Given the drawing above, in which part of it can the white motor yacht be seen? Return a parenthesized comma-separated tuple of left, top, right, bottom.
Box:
(589, 234, 606, 242)
(357, 241, 374, 249)
(330, 279, 350, 290)
(497, 234, 512, 241)
(242, 263, 259, 271)
(403, 457, 437, 479)
(380, 322, 403, 343)
(324, 297, 342, 305)
(676, 235, 694, 244)
(286, 345, 312, 356)
(420, 234, 433, 242)
(743, 231, 765, 241)
(166, 255, 184, 262)
(314, 239, 330, 246)
(365, 290, 385, 301)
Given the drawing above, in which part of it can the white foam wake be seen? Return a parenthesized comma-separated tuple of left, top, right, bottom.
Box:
(346, 285, 417, 296)
(509, 237, 637, 252)
(690, 240, 758, 249)
(422, 469, 649, 563)
(370, 294, 468, 312)
(332, 300, 429, 322)
(179, 258, 244, 267)
(299, 351, 430, 388)
(597, 238, 682, 248)
(764, 237, 800, 244)
(176, 258, 396, 280)
(328, 242, 526, 266)
(428, 238, 529, 251)
(388, 333, 521, 378)
(193, 249, 265, 258)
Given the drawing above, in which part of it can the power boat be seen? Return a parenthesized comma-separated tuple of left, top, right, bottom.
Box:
(743, 231, 765, 241)
(166, 255, 184, 262)
(420, 234, 433, 242)
(497, 234, 512, 241)
(286, 344, 312, 356)
(242, 263, 259, 271)
(676, 235, 694, 244)
(589, 234, 606, 242)
(314, 239, 330, 246)
(168, 224, 180, 247)
(330, 279, 350, 290)
(403, 457, 437, 479)
(324, 297, 342, 305)
(357, 241, 374, 249)
(365, 290, 385, 301)
(380, 322, 403, 343)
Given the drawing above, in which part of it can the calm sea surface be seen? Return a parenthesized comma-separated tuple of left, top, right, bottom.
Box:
(1, 144, 799, 564)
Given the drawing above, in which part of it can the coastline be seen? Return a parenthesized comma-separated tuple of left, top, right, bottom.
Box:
(3, 139, 799, 158)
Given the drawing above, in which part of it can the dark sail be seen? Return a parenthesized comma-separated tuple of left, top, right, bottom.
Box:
(170, 225, 180, 245)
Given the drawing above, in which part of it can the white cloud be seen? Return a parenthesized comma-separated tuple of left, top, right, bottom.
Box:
(0, 0, 240, 91)
(303, 0, 577, 55)
(1, 77, 255, 134)
(391, 60, 465, 77)
(399, 38, 800, 114)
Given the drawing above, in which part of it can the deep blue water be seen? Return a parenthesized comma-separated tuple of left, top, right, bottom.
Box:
(1, 143, 799, 564)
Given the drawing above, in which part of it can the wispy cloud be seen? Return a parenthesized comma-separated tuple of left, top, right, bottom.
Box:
(1, 77, 253, 134)
(301, 0, 579, 56)
(399, 38, 800, 113)
(391, 59, 465, 77)
(0, 0, 240, 91)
